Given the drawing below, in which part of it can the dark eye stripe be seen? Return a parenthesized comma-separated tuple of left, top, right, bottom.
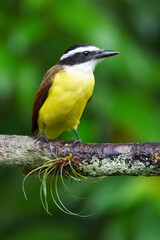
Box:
(59, 51, 97, 66)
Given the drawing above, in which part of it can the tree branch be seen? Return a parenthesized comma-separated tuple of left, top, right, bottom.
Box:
(0, 134, 160, 176)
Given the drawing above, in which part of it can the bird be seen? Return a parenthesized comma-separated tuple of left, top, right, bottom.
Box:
(32, 44, 119, 142)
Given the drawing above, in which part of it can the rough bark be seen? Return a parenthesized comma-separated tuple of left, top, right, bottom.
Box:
(0, 134, 160, 176)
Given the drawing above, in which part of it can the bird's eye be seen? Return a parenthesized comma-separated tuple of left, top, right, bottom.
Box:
(84, 51, 89, 56)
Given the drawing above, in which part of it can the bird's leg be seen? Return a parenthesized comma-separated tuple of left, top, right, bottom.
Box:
(36, 124, 48, 143)
(73, 128, 81, 142)
(70, 128, 82, 144)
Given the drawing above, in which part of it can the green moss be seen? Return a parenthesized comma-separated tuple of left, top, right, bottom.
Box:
(79, 155, 159, 177)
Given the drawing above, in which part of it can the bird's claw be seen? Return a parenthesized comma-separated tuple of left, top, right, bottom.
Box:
(70, 138, 82, 145)
(36, 132, 48, 144)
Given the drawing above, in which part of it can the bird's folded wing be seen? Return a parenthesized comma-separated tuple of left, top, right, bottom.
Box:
(31, 65, 61, 133)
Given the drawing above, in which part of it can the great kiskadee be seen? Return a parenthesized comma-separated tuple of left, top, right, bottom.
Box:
(32, 44, 119, 142)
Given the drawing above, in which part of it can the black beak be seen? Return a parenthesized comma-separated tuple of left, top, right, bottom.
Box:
(95, 50, 120, 59)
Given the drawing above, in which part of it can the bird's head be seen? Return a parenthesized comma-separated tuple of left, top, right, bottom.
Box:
(58, 44, 119, 74)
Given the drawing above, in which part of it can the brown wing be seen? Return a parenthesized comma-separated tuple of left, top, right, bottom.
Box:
(31, 64, 62, 133)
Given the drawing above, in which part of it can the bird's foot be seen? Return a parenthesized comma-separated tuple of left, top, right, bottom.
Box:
(36, 132, 48, 144)
(70, 138, 82, 145)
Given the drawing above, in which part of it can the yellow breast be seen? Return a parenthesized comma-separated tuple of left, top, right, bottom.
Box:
(38, 67, 95, 139)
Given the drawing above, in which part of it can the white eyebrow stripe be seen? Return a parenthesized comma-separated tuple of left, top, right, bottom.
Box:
(60, 46, 99, 60)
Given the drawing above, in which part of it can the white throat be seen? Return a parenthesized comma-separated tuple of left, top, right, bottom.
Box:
(63, 60, 100, 78)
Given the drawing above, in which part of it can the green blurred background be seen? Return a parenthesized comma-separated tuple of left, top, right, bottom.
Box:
(0, 0, 160, 239)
